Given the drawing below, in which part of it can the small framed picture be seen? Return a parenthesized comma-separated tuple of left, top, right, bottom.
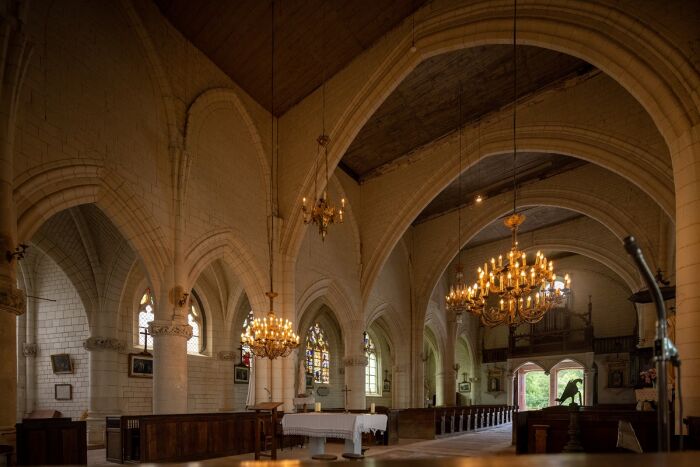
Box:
(234, 365, 249, 384)
(55, 383, 72, 400)
(607, 361, 627, 388)
(305, 373, 314, 388)
(129, 353, 153, 378)
(51, 354, 73, 374)
(459, 382, 471, 393)
(383, 380, 391, 392)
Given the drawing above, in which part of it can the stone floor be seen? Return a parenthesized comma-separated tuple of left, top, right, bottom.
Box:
(88, 423, 514, 465)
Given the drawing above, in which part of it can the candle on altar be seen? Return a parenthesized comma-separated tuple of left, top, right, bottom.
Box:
(370, 403, 376, 414)
(315, 402, 321, 412)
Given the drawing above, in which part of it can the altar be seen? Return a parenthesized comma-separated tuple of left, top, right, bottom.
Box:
(281, 412, 388, 455)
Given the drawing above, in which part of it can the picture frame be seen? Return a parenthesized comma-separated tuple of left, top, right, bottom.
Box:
(51, 354, 73, 374)
(607, 361, 627, 388)
(128, 353, 153, 378)
(305, 373, 314, 388)
(487, 368, 504, 393)
(234, 364, 249, 384)
(383, 380, 391, 392)
(316, 386, 330, 396)
(55, 383, 72, 401)
(459, 382, 471, 393)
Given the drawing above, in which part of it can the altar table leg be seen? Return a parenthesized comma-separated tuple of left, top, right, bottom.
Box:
(345, 433, 362, 455)
(309, 437, 326, 455)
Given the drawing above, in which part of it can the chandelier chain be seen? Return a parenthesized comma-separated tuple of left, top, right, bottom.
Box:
(512, 0, 517, 215)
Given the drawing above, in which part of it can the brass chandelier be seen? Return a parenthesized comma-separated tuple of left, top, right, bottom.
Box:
(460, 0, 570, 327)
(242, 0, 299, 359)
(301, 1, 346, 241)
(445, 87, 469, 324)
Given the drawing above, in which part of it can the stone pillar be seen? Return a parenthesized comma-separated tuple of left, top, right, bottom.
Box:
(255, 356, 271, 404)
(506, 371, 515, 408)
(672, 124, 700, 419)
(583, 369, 595, 406)
(0, 6, 32, 442)
(83, 337, 124, 446)
(21, 343, 37, 416)
(149, 319, 192, 414)
(343, 354, 368, 410)
(392, 363, 408, 408)
(442, 316, 457, 406)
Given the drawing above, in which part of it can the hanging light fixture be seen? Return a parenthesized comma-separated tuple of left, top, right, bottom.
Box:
(462, 0, 571, 327)
(242, 0, 299, 359)
(301, 2, 346, 240)
(445, 86, 469, 324)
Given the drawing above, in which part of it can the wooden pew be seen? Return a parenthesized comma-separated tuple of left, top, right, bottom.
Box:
(16, 418, 86, 465)
(515, 408, 659, 453)
(105, 412, 267, 463)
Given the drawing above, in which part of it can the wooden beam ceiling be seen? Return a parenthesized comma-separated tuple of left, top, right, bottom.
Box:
(154, 0, 426, 116)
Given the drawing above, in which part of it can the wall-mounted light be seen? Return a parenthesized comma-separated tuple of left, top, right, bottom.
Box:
(6, 243, 29, 263)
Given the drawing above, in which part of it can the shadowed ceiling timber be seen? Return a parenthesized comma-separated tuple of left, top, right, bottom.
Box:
(415, 153, 587, 224)
(154, 0, 426, 116)
(343, 46, 593, 179)
(465, 206, 583, 248)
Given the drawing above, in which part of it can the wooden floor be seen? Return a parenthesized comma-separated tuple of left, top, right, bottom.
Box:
(88, 423, 514, 465)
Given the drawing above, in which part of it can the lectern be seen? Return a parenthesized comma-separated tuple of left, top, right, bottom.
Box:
(249, 402, 283, 460)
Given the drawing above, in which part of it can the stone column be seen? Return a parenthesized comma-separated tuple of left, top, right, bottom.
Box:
(21, 343, 37, 416)
(83, 337, 124, 446)
(149, 318, 192, 414)
(0, 15, 31, 443)
(441, 315, 457, 406)
(583, 369, 595, 406)
(505, 371, 515, 408)
(344, 354, 368, 410)
(672, 124, 700, 419)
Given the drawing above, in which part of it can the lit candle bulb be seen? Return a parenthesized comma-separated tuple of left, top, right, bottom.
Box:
(527, 296, 532, 308)
(522, 252, 526, 266)
(341, 198, 346, 208)
(498, 255, 503, 267)
(500, 299, 504, 311)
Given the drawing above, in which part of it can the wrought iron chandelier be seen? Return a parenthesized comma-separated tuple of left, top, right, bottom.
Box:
(301, 2, 346, 241)
(242, 0, 299, 359)
(461, 0, 570, 327)
(445, 87, 469, 324)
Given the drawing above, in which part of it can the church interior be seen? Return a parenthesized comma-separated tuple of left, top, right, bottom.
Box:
(1, 0, 700, 465)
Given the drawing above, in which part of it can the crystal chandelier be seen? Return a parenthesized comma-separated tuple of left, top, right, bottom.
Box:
(445, 87, 469, 324)
(464, 213, 570, 326)
(302, 135, 345, 241)
(461, 0, 570, 327)
(242, 0, 299, 359)
(242, 292, 300, 359)
(301, 2, 346, 241)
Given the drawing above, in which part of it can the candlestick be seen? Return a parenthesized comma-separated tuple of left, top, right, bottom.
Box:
(370, 403, 376, 414)
(315, 402, 321, 412)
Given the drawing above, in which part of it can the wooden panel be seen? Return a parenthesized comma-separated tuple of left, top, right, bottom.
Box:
(180, 421, 209, 458)
(16, 419, 86, 465)
(143, 420, 178, 462)
(154, 0, 426, 116)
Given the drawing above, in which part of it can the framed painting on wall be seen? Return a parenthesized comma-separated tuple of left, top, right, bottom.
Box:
(607, 361, 627, 388)
(234, 365, 249, 384)
(55, 383, 72, 400)
(51, 354, 73, 374)
(129, 353, 153, 378)
(459, 382, 471, 393)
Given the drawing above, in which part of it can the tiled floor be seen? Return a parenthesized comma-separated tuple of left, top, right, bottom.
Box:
(88, 423, 514, 465)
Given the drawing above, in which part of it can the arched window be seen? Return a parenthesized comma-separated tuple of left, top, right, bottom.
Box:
(241, 309, 254, 367)
(364, 333, 379, 395)
(305, 323, 330, 384)
(187, 291, 206, 354)
(138, 288, 155, 349)
(554, 280, 565, 290)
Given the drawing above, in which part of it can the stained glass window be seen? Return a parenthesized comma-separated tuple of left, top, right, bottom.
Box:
(364, 333, 379, 395)
(305, 323, 330, 384)
(138, 288, 154, 349)
(187, 294, 205, 354)
(241, 309, 254, 367)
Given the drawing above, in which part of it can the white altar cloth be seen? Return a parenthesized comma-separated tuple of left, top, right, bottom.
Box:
(282, 413, 387, 455)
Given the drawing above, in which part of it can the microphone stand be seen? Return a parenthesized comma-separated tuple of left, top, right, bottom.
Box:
(624, 236, 679, 452)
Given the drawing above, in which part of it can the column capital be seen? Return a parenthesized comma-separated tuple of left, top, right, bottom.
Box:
(83, 337, 124, 352)
(148, 320, 193, 339)
(22, 342, 37, 358)
(0, 286, 25, 316)
(343, 354, 368, 367)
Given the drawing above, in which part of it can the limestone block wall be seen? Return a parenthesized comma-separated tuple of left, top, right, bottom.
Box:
(34, 255, 89, 419)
